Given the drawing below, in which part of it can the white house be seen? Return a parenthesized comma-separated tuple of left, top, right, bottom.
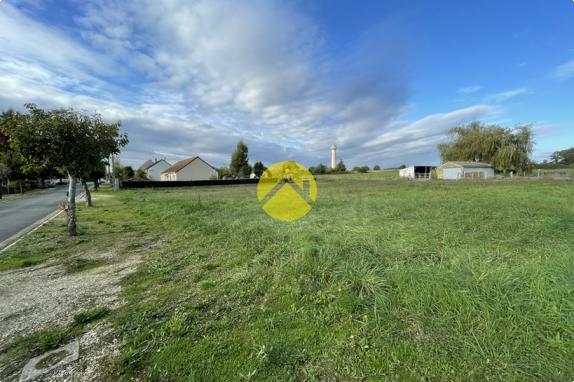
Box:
(160, 157, 218, 181)
(138, 159, 172, 180)
(437, 161, 494, 180)
(145, 159, 171, 180)
(399, 165, 435, 179)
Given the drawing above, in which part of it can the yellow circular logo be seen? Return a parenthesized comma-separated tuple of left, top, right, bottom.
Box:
(257, 161, 317, 222)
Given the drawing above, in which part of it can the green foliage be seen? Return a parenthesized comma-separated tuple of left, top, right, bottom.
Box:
(309, 163, 328, 174)
(73, 307, 111, 325)
(373, 165, 381, 171)
(135, 168, 147, 180)
(353, 166, 369, 173)
(2, 104, 128, 177)
(550, 147, 574, 165)
(217, 166, 232, 179)
(438, 121, 534, 172)
(335, 160, 346, 173)
(0, 110, 35, 182)
(253, 161, 266, 177)
(230, 140, 250, 178)
(122, 166, 135, 181)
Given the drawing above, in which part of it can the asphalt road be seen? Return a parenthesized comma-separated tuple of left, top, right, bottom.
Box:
(0, 185, 75, 244)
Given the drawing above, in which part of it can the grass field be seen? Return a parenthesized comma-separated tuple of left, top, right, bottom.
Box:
(1, 176, 573, 381)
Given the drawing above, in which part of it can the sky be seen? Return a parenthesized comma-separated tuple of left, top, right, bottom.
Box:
(0, 0, 572, 168)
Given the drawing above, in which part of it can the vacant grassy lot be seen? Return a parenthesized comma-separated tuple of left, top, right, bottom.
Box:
(1, 176, 573, 381)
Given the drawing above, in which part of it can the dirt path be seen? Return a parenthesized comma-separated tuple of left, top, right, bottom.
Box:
(0, 249, 141, 381)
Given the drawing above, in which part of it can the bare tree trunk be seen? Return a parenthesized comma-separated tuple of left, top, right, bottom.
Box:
(67, 174, 77, 237)
(82, 180, 92, 207)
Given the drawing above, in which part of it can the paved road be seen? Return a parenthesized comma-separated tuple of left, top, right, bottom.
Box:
(0, 185, 76, 244)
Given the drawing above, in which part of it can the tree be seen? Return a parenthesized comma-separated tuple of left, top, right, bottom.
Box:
(353, 166, 369, 173)
(438, 122, 533, 172)
(0, 163, 10, 199)
(253, 161, 266, 177)
(230, 140, 250, 178)
(135, 168, 148, 181)
(0, 109, 48, 188)
(2, 104, 127, 236)
(550, 147, 574, 165)
(373, 165, 381, 171)
(335, 160, 346, 173)
(309, 163, 328, 175)
(122, 166, 135, 181)
(218, 166, 232, 179)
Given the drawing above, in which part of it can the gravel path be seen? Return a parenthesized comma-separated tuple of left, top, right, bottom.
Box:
(0, 250, 141, 381)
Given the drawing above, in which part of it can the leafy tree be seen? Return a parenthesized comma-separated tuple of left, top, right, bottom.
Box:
(373, 165, 381, 171)
(3, 104, 127, 236)
(335, 160, 346, 173)
(438, 122, 533, 172)
(253, 161, 266, 177)
(399, 164, 407, 169)
(0, 163, 10, 199)
(550, 147, 574, 165)
(135, 168, 148, 181)
(0, 110, 48, 188)
(309, 163, 328, 175)
(218, 166, 232, 179)
(230, 140, 250, 178)
(353, 166, 369, 173)
(122, 166, 135, 181)
(87, 161, 107, 193)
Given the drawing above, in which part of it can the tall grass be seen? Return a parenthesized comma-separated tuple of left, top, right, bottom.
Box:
(4, 177, 574, 380)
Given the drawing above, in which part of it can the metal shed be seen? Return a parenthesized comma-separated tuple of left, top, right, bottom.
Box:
(399, 165, 435, 179)
(437, 161, 494, 180)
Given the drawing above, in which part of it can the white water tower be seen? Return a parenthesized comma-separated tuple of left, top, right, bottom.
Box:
(330, 144, 337, 169)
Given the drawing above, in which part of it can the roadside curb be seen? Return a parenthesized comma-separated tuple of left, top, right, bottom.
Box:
(0, 192, 86, 253)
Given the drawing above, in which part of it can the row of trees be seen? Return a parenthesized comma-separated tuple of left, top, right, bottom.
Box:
(309, 160, 346, 175)
(0, 104, 127, 236)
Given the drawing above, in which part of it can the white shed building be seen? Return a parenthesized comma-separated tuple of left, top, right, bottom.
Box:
(399, 165, 434, 179)
(160, 157, 218, 181)
(437, 161, 494, 180)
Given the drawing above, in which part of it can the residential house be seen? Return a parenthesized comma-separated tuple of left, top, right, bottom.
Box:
(160, 157, 218, 181)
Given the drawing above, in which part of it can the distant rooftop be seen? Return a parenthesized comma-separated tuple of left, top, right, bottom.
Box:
(138, 160, 154, 171)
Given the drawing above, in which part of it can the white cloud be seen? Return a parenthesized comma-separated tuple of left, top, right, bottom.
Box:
(458, 85, 482, 94)
(486, 88, 529, 102)
(554, 59, 574, 80)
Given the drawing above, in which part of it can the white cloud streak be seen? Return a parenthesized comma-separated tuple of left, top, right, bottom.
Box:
(458, 85, 482, 94)
(554, 59, 574, 80)
(486, 88, 529, 102)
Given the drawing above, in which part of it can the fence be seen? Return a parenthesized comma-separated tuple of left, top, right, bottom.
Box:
(121, 178, 259, 189)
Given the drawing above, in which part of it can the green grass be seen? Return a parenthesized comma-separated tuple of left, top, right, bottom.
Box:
(73, 307, 112, 325)
(0, 191, 156, 272)
(2, 178, 574, 381)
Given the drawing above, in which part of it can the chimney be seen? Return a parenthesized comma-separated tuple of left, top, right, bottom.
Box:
(330, 144, 337, 169)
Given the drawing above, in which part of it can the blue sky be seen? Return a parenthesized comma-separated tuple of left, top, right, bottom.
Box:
(0, 0, 572, 168)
